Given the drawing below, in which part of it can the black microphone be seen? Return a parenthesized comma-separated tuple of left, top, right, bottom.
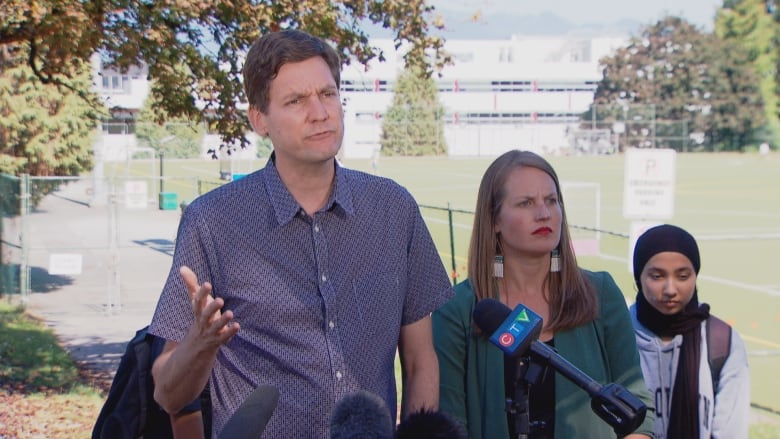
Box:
(473, 298, 646, 436)
(330, 390, 395, 439)
(218, 384, 279, 439)
(395, 408, 468, 439)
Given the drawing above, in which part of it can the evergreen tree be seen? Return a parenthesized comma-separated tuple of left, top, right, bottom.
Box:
(0, 45, 104, 177)
(380, 66, 447, 156)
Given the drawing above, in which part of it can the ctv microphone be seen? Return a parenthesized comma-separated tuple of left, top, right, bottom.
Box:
(330, 390, 394, 439)
(218, 384, 279, 439)
(473, 298, 646, 436)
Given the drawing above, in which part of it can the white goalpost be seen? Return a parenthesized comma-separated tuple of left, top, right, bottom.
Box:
(561, 181, 601, 256)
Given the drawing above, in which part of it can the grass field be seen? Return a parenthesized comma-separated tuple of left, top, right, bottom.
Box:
(109, 151, 780, 422)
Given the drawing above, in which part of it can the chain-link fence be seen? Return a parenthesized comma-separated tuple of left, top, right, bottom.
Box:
(0, 173, 220, 301)
(581, 104, 698, 152)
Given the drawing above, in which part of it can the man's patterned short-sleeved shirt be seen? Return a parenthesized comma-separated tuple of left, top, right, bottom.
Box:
(149, 157, 453, 438)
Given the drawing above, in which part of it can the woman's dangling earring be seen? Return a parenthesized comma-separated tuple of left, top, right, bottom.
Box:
(493, 255, 504, 278)
(550, 248, 561, 273)
(494, 236, 504, 278)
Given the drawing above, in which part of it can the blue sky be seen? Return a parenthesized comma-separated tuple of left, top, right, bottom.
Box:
(430, 0, 724, 31)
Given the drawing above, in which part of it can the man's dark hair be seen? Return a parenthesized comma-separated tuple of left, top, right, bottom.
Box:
(243, 29, 341, 113)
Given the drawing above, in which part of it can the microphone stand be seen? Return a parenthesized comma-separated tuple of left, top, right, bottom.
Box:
(507, 355, 547, 439)
(506, 355, 530, 439)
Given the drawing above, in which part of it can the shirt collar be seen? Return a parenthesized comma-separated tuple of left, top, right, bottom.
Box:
(263, 153, 354, 225)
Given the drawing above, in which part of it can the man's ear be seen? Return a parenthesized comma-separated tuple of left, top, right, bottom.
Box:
(248, 106, 268, 136)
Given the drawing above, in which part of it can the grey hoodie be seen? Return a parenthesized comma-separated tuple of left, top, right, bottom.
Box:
(629, 304, 750, 439)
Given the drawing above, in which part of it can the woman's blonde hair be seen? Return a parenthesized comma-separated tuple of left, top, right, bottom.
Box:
(467, 150, 598, 331)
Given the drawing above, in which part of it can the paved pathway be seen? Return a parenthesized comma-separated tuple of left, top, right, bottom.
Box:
(22, 180, 182, 374)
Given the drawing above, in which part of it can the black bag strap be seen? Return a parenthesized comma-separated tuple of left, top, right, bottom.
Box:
(706, 315, 732, 392)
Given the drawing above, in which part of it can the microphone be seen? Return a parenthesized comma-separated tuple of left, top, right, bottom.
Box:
(218, 384, 279, 439)
(473, 298, 646, 436)
(330, 390, 394, 439)
(395, 408, 468, 439)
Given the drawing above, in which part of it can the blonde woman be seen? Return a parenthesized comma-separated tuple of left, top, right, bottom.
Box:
(433, 150, 654, 439)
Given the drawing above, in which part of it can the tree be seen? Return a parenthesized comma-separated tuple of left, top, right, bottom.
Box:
(590, 16, 765, 151)
(380, 65, 447, 156)
(0, 44, 105, 214)
(0, 46, 104, 177)
(136, 92, 205, 159)
(775, 3, 780, 125)
(0, 0, 450, 150)
(716, 0, 780, 146)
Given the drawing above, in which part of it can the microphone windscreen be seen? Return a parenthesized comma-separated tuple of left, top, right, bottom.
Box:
(395, 409, 468, 439)
(218, 384, 279, 439)
(330, 390, 394, 439)
(473, 298, 511, 334)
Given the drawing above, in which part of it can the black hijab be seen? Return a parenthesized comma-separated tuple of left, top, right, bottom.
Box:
(633, 224, 710, 439)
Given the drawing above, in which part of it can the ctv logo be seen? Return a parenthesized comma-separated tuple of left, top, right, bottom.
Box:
(498, 309, 533, 347)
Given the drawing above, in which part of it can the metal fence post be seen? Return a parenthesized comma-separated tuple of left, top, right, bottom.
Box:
(106, 182, 121, 313)
(19, 174, 30, 301)
(447, 203, 457, 285)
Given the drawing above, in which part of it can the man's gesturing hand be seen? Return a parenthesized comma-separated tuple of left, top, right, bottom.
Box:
(180, 265, 240, 347)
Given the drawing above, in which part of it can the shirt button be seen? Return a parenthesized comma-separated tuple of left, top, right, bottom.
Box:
(314, 224, 320, 233)
(328, 321, 335, 329)
(321, 274, 327, 283)
(336, 371, 343, 380)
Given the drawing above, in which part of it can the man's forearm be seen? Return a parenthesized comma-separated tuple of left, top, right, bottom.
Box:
(399, 316, 440, 418)
(402, 364, 440, 416)
(152, 338, 219, 414)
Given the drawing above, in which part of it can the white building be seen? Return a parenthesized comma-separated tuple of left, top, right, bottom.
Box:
(341, 34, 628, 158)
(91, 55, 150, 161)
(91, 55, 257, 162)
(93, 34, 628, 161)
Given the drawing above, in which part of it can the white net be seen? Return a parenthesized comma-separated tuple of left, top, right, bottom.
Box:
(568, 128, 618, 155)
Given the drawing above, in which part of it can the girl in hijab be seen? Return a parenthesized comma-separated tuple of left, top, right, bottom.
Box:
(630, 224, 750, 439)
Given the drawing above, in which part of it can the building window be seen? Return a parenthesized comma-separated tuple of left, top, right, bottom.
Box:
(498, 47, 514, 63)
(101, 74, 130, 93)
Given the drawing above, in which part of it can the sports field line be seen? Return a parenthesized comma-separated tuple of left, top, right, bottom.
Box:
(742, 335, 780, 350)
(676, 209, 780, 220)
(598, 254, 780, 297)
(697, 274, 780, 297)
(423, 216, 472, 230)
(413, 183, 478, 192)
(696, 233, 780, 240)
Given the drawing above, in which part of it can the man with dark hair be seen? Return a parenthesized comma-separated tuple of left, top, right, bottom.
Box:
(148, 29, 453, 438)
